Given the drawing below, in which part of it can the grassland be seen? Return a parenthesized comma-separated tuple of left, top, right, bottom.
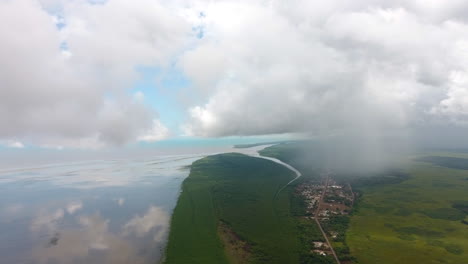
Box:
(262, 143, 468, 264)
(163, 153, 302, 264)
(347, 154, 468, 264)
(260, 143, 337, 263)
(164, 142, 468, 264)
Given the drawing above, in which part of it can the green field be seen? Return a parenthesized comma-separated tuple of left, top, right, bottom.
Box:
(163, 153, 302, 264)
(347, 154, 468, 264)
(260, 143, 337, 263)
(164, 142, 468, 264)
(261, 143, 468, 264)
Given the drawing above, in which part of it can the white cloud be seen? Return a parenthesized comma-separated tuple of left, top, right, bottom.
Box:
(123, 206, 169, 241)
(30, 208, 65, 233)
(116, 198, 125, 206)
(137, 120, 170, 142)
(32, 213, 147, 264)
(180, 0, 468, 144)
(0, 0, 190, 148)
(3, 0, 468, 149)
(66, 201, 83, 214)
(1, 140, 25, 148)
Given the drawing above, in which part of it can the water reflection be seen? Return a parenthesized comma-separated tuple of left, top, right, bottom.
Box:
(123, 206, 169, 240)
(31, 207, 167, 264)
(0, 155, 200, 264)
(0, 145, 273, 264)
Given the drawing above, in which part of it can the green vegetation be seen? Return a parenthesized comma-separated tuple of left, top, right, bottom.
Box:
(322, 216, 350, 242)
(422, 208, 466, 221)
(452, 201, 468, 215)
(259, 141, 322, 180)
(164, 153, 302, 264)
(320, 215, 356, 262)
(262, 144, 468, 263)
(296, 218, 334, 264)
(260, 143, 337, 263)
(349, 170, 409, 188)
(165, 142, 468, 264)
(415, 156, 468, 170)
(347, 154, 468, 264)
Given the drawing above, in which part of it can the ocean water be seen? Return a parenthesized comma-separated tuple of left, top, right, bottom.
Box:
(0, 137, 291, 264)
(0, 155, 202, 264)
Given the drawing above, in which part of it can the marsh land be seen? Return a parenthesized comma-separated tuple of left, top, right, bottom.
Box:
(347, 154, 468, 264)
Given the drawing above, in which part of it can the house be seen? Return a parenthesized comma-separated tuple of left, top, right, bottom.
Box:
(313, 241, 324, 248)
(313, 250, 327, 256)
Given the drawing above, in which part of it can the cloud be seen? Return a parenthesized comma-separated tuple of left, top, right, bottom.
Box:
(30, 201, 82, 234)
(1, 140, 25, 148)
(66, 201, 82, 214)
(116, 198, 125, 206)
(137, 119, 170, 142)
(28, 205, 170, 263)
(30, 208, 65, 233)
(0, 0, 189, 148)
(123, 206, 169, 241)
(31, 213, 147, 264)
(179, 0, 468, 147)
(4, 0, 468, 149)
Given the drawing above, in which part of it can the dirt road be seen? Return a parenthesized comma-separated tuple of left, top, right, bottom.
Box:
(314, 174, 341, 264)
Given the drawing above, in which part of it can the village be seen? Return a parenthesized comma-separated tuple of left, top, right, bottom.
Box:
(295, 173, 355, 260)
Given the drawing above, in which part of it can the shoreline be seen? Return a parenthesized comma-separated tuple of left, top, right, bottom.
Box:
(160, 144, 301, 263)
(162, 149, 301, 263)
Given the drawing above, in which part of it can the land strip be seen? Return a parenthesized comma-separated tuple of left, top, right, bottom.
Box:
(163, 153, 301, 264)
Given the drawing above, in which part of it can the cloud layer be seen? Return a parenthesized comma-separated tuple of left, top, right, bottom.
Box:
(2, 0, 468, 148)
(0, 0, 187, 148)
(181, 0, 468, 146)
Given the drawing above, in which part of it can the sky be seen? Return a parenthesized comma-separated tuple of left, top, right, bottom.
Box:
(2, 0, 468, 151)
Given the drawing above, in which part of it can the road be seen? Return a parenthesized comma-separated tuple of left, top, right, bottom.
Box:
(314, 173, 341, 264)
(242, 146, 339, 262)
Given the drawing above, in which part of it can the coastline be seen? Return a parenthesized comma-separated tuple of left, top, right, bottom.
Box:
(161, 150, 301, 263)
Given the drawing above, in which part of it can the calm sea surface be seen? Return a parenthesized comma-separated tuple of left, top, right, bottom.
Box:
(0, 154, 203, 264)
(0, 137, 288, 264)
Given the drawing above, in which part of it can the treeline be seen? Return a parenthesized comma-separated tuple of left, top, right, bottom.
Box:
(349, 170, 409, 189)
(296, 218, 335, 264)
(321, 215, 357, 262)
(288, 185, 335, 264)
(415, 156, 468, 170)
